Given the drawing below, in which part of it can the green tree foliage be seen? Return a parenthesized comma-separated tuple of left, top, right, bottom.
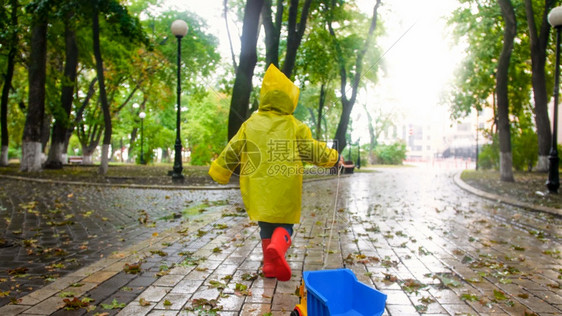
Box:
(227, 0, 263, 140)
(0, 0, 222, 170)
(523, 0, 556, 171)
(292, 0, 384, 150)
(448, 1, 502, 119)
(478, 114, 539, 172)
(363, 102, 395, 165)
(0, 0, 21, 166)
(447, 0, 553, 180)
(184, 93, 229, 165)
(127, 9, 220, 164)
(0, 0, 27, 158)
(448, 0, 533, 119)
(1, 0, 402, 173)
(478, 135, 500, 170)
(512, 126, 538, 171)
(294, 85, 339, 141)
(295, 21, 340, 140)
(326, 0, 383, 152)
(375, 142, 406, 165)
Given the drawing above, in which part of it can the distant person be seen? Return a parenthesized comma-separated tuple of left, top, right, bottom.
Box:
(209, 64, 342, 281)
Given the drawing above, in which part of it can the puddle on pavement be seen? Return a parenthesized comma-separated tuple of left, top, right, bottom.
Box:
(158, 200, 234, 221)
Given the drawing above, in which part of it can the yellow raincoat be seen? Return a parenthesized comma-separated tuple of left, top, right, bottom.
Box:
(209, 64, 338, 224)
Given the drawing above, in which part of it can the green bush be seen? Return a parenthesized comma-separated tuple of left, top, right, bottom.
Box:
(512, 128, 537, 171)
(375, 142, 406, 165)
(190, 143, 213, 166)
(135, 147, 155, 165)
(185, 94, 229, 166)
(478, 143, 499, 170)
(478, 133, 499, 170)
(8, 146, 20, 160)
(477, 128, 539, 171)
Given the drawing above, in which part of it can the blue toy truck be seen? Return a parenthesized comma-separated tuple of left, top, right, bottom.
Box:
(291, 269, 387, 316)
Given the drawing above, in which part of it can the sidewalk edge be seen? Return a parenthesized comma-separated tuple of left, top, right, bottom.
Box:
(454, 171, 561, 217)
(0, 174, 240, 191)
(0, 173, 346, 191)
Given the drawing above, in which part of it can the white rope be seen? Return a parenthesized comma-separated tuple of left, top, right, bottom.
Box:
(323, 163, 342, 269)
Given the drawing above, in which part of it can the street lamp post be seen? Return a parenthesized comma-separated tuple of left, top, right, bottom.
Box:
(171, 20, 188, 182)
(476, 110, 479, 171)
(356, 138, 361, 169)
(547, 7, 562, 193)
(139, 111, 146, 165)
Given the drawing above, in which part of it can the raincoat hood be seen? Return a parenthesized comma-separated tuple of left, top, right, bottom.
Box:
(259, 64, 300, 114)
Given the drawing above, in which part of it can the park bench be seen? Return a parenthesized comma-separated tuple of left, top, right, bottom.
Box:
(67, 156, 83, 164)
(342, 160, 355, 174)
(330, 160, 355, 175)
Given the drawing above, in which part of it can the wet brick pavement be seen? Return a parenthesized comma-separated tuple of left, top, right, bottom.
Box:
(0, 178, 241, 307)
(0, 165, 560, 315)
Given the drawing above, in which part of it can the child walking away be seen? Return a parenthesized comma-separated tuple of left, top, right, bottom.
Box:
(209, 64, 341, 281)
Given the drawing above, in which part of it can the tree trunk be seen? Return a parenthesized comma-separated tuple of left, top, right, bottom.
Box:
(262, 0, 282, 68)
(497, 0, 516, 182)
(128, 126, 138, 163)
(100, 144, 109, 172)
(93, 5, 112, 175)
(77, 112, 103, 165)
(46, 21, 76, 168)
(82, 153, 94, 165)
(334, 100, 352, 152)
(363, 103, 376, 165)
(1, 146, 7, 165)
(110, 140, 118, 162)
(119, 138, 124, 163)
(21, 17, 48, 172)
(22, 142, 42, 170)
(262, 0, 312, 79)
(162, 148, 169, 162)
(81, 138, 99, 165)
(316, 83, 326, 140)
(46, 18, 79, 169)
(329, 0, 381, 153)
(40, 114, 51, 153)
(524, 0, 555, 172)
(281, 0, 312, 78)
(0, 0, 18, 167)
(64, 77, 97, 155)
(228, 0, 264, 140)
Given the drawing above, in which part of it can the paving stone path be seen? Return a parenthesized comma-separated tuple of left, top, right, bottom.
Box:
(0, 165, 560, 315)
(0, 178, 241, 307)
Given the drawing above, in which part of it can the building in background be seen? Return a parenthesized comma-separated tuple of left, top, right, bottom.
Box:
(373, 106, 494, 163)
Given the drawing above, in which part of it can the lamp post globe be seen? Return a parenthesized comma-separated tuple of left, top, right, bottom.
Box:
(171, 19, 188, 182)
(547, 6, 562, 193)
(139, 111, 146, 165)
(171, 20, 188, 38)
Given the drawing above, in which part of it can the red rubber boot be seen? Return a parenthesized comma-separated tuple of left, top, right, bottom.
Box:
(266, 227, 292, 281)
(261, 239, 275, 278)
